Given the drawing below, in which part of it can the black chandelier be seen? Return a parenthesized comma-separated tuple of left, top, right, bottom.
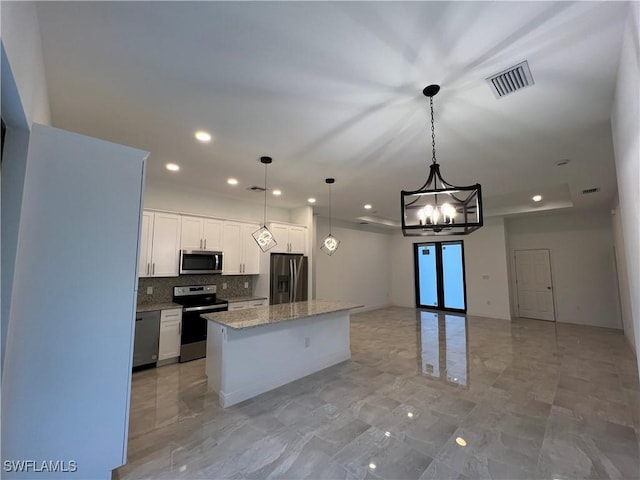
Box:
(401, 85, 483, 236)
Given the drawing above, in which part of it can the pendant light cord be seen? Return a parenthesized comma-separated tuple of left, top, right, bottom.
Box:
(328, 183, 332, 235)
(263, 163, 268, 226)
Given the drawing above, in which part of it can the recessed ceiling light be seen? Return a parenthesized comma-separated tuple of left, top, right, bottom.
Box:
(456, 437, 467, 447)
(166, 163, 180, 172)
(364, 204, 372, 210)
(532, 195, 542, 202)
(227, 178, 238, 186)
(407, 412, 414, 418)
(384, 431, 391, 437)
(368, 463, 376, 470)
(195, 130, 211, 143)
(272, 189, 282, 196)
(308, 198, 316, 204)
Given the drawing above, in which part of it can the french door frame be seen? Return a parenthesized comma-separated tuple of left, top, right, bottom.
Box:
(413, 241, 468, 313)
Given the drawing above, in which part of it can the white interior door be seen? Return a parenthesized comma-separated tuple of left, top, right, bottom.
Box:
(515, 249, 555, 321)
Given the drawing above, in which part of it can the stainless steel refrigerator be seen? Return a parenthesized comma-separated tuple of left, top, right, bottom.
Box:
(270, 254, 308, 304)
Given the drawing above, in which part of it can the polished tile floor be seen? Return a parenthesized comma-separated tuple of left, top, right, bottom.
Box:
(115, 307, 640, 479)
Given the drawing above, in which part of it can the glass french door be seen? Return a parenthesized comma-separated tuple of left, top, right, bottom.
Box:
(414, 241, 467, 312)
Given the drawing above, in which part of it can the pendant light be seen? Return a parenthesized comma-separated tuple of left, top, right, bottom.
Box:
(401, 85, 483, 236)
(252, 156, 277, 252)
(320, 178, 340, 255)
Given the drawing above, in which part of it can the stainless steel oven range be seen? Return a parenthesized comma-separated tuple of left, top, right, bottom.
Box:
(173, 285, 228, 362)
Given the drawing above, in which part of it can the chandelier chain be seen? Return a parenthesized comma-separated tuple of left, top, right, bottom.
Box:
(430, 96, 436, 165)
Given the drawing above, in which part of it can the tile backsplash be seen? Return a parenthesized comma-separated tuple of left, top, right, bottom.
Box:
(137, 274, 254, 305)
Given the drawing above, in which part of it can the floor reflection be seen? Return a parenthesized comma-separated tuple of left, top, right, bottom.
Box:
(417, 310, 469, 388)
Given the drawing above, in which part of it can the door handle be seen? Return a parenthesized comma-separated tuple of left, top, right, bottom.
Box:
(179, 322, 182, 335)
(147, 263, 150, 275)
(204, 238, 207, 249)
(289, 259, 294, 303)
(200, 239, 202, 249)
(152, 263, 155, 275)
(547, 286, 552, 290)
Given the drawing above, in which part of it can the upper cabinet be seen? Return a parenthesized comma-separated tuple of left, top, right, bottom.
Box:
(139, 212, 306, 278)
(139, 211, 181, 277)
(270, 223, 307, 254)
(221, 221, 261, 275)
(181, 216, 223, 251)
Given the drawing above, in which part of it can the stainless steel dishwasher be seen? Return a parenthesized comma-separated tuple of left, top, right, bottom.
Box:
(133, 310, 160, 368)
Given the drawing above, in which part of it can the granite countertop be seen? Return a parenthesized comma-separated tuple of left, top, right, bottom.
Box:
(202, 300, 363, 330)
(136, 302, 181, 313)
(220, 296, 268, 303)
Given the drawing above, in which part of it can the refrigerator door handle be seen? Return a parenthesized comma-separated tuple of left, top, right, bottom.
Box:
(293, 258, 298, 303)
(289, 259, 294, 303)
(292, 259, 295, 303)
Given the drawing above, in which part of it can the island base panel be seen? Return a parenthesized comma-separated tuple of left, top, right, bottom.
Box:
(206, 311, 351, 407)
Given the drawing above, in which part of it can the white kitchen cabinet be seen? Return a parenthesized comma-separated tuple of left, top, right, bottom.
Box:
(158, 308, 182, 362)
(139, 211, 152, 277)
(181, 215, 223, 251)
(227, 299, 268, 311)
(139, 211, 181, 277)
(270, 223, 307, 254)
(222, 221, 261, 275)
(288, 226, 306, 253)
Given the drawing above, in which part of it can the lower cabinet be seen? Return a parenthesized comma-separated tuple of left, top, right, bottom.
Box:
(158, 308, 182, 362)
(227, 299, 268, 311)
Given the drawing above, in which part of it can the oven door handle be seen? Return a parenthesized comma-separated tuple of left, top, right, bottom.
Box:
(183, 305, 227, 313)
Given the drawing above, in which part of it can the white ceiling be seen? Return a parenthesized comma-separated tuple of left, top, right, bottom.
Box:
(35, 1, 630, 225)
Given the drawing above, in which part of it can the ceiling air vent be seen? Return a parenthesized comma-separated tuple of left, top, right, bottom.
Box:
(486, 61, 534, 98)
(247, 185, 266, 192)
(581, 187, 600, 195)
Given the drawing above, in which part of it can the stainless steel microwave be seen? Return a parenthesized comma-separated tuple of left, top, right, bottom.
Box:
(179, 250, 223, 275)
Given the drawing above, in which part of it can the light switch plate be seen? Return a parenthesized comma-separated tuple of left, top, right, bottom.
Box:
(222, 283, 227, 290)
(146, 286, 153, 295)
(244, 282, 249, 289)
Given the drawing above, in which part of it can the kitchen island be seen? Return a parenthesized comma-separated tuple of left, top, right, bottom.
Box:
(202, 300, 362, 407)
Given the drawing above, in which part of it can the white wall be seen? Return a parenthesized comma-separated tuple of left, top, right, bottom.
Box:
(390, 217, 512, 320)
(507, 210, 621, 329)
(611, 2, 640, 367)
(315, 218, 392, 311)
(1, 2, 52, 127)
(143, 179, 292, 223)
(612, 202, 635, 353)
(1, 2, 52, 371)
